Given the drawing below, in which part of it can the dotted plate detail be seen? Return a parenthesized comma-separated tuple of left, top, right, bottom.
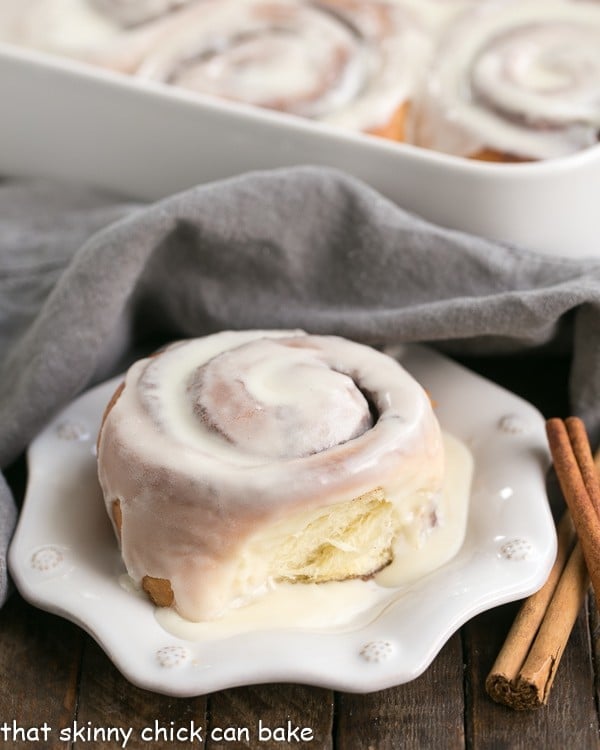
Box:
(360, 640, 395, 663)
(499, 538, 535, 562)
(156, 646, 189, 668)
(30, 546, 65, 574)
(498, 414, 531, 435)
(56, 420, 90, 442)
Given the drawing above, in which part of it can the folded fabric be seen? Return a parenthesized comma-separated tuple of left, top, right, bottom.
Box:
(1, 166, 600, 609)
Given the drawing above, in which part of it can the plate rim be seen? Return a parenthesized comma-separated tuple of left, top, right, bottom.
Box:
(8, 344, 557, 696)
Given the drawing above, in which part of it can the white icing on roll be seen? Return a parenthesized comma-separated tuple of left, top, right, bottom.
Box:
(89, 0, 191, 28)
(410, 0, 600, 159)
(0, 0, 119, 56)
(0, 0, 183, 71)
(97, 330, 446, 621)
(137, 0, 367, 117)
(3, 0, 600, 157)
(182, 337, 374, 459)
(134, 0, 429, 133)
(388, 0, 480, 33)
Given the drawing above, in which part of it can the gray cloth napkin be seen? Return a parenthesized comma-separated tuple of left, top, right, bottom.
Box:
(1, 165, 600, 608)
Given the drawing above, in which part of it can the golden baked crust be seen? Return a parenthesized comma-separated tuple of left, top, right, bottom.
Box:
(112, 499, 122, 538)
(142, 576, 174, 608)
(367, 101, 409, 142)
(469, 148, 531, 164)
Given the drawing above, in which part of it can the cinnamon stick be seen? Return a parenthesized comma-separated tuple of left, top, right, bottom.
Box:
(546, 418, 600, 604)
(486, 417, 600, 709)
(565, 417, 600, 517)
(513, 542, 589, 708)
(485, 513, 577, 708)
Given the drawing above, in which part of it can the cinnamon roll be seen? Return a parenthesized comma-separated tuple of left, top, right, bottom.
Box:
(133, 0, 429, 140)
(0, 0, 192, 72)
(410, 0, 600, 160)
(4, 0, 600, 157)
(97, 330, 446, 621)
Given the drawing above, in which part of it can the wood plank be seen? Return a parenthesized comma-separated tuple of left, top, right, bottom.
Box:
(465, 598, 600, 750)
(206, 684, 334, 750)
(335, 632, 465, 750)
(587, 590, 600, 727)
(74, 636, 208, 749)
(0, 593, 82, 749)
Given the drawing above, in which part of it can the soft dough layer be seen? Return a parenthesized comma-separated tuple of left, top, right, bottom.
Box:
(97, 330, 445, 621)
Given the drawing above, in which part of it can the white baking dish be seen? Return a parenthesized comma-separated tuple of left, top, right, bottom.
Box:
(1, 41, 599, 258)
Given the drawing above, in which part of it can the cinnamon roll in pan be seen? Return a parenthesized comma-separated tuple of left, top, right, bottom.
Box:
(97, 331, 448, 622)
(3, 0, 600, 158)
(410, 0, 600, 161)
(0, 0, 192, 73)
(133, 0, 429, 141)
(0, 0, 427, 141)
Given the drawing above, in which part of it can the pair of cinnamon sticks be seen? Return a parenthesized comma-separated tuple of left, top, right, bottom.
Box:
(486, 416, 600, 710)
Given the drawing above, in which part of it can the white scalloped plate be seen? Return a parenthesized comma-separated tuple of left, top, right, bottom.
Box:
(9, 345, 556, 696)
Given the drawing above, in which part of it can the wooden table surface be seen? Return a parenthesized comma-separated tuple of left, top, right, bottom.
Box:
(2, 351, 599, 750)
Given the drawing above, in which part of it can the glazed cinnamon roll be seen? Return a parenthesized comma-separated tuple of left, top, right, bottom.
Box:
(410, 0, 600, 160)
(0, 0, 192, 72)
(4, 0, 600, 157)
(97, 330, 446, 621)
(133, 0, 429, 140)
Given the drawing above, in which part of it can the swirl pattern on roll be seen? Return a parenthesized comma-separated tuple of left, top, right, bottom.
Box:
(133, 0, 429, 137)
(97, 330, 445, 620)
(4, 0, 600, 157)
(410, 0, 600, 160)
(179, 337, 374, 459)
